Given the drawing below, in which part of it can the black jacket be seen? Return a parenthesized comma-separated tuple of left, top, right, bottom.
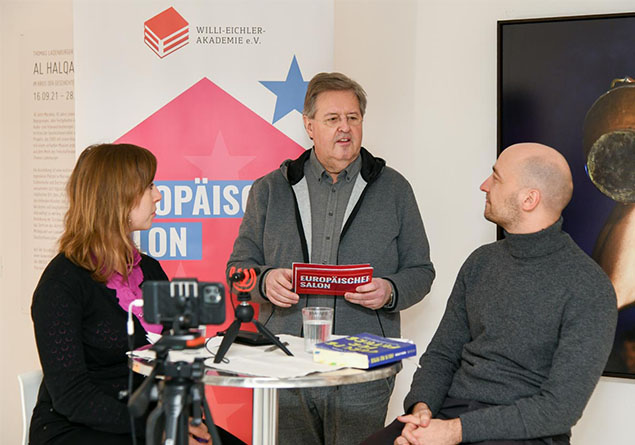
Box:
(30, 253, 167, 444)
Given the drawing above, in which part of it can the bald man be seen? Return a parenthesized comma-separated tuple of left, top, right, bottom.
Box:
(362, 143, 617, 445)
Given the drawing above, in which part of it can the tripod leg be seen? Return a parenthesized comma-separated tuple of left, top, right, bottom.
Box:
(201, 386, 223, 445)
(253, 320, 293, 356)
(129, 363, 159, 417)
(145, 401, 164, 445)
(162, 382, 189, 445)
(214, 318, 242, 363)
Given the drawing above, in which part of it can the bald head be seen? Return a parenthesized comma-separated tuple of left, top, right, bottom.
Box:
(504, 143, 573, 215)
(481, 142, 573, 233)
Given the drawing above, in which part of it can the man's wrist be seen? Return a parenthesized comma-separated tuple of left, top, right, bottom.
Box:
(412, 402, 429, 414)
(448, 418, 462, 443)
(384, 281, 397, 309)
(260, 269, 271, 300)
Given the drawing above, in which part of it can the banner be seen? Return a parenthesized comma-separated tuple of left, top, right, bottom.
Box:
(19, 27, 76, 313)
(74, 1, 333, 441)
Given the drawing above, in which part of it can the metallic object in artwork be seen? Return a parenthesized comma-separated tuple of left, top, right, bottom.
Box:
(583, 77, 635, 203)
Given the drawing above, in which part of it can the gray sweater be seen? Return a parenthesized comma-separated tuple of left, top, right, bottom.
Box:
(227, 147, 435, 338)
(404, 219, 616, 442)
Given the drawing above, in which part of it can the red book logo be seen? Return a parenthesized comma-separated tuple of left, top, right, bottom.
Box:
(144, 7, 189, 58)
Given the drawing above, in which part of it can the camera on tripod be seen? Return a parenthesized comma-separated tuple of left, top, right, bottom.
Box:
(142, 279, 226, 332)
(129, 279, 227, 445)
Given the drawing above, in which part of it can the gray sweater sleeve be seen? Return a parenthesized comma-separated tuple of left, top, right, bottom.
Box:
(382, 180, 435, 312)
(460, 286, 616, 442)
(403, 261, 472, 414)
(226, 176, 275, 304)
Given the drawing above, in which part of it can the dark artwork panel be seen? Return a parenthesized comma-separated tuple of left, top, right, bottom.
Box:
(498, 13, 635, 378)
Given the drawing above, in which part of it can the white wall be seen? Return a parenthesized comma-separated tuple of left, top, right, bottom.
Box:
(1, 2, 74, 444)
(334, 0, 635, 444)
(2, 1, 634, 444)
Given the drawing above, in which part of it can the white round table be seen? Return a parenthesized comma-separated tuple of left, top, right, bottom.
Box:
(132, 357, 402, 444)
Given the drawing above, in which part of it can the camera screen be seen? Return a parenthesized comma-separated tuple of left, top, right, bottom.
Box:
(142, 279, 226, 327)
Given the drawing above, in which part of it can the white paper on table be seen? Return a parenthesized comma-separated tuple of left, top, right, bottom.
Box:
(145, 332, 161, 344)
(130, 334, 345, 378)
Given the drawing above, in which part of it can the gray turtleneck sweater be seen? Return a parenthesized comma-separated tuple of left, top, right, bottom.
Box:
(404, 219, 617, 442)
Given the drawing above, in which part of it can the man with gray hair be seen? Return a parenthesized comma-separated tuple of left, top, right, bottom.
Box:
(227, 72, 435, 443)
(363, 143, 616, 445)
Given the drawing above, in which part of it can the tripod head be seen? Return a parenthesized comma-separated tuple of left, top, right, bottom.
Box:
(212, 266, 293, 363)
(229, 267, 257, 302)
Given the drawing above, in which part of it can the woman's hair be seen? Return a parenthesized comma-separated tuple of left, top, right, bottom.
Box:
(59, 143, 157, 282)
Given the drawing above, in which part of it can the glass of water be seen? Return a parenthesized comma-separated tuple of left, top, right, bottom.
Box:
(302, 306, 333, 352)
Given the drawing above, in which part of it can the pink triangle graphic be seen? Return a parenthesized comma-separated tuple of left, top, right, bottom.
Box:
(185, 131, 257, 180)
(117, 77, 304, 180)
(116, 77, 305, 444)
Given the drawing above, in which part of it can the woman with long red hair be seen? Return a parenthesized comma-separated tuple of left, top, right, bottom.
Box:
(29, 144, 214, 444)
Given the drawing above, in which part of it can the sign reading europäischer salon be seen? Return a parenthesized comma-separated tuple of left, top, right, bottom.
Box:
(293, 263, 374, 295)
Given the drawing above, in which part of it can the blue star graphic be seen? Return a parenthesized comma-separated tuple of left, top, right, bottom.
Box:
(260, 55, 309, 124)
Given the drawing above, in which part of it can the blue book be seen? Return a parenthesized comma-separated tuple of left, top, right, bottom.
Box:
(313, 333, 416, 369)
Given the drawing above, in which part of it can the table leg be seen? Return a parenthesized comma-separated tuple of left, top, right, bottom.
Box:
(252, 387, 278, 444)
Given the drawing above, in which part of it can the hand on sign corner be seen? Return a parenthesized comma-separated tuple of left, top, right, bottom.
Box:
(344, 277, 392, 310)
(264, 268, 299, 308)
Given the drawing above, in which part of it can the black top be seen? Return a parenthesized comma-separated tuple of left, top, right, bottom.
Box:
(30, 253, 167, 444)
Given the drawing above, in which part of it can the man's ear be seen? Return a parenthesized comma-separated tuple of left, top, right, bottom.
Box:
(303, 115, 313, 140)
(521, 188, 541, 211)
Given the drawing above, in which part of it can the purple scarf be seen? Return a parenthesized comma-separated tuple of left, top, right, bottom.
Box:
(106, 250, 163, 335)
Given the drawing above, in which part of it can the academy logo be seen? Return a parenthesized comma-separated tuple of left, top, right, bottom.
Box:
(144, 7, 189, 58)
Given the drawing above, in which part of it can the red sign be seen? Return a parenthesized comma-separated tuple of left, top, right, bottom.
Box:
(293, 263, 373, 295)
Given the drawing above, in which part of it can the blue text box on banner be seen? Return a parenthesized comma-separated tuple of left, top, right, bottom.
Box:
(137, 222, 202, 260)
(156, 180, 252, 218)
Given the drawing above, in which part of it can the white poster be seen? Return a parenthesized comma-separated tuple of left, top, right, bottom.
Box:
(74, 1, 333, 441)
(74, 0, 332, 148)
(19, 31, 75, 313)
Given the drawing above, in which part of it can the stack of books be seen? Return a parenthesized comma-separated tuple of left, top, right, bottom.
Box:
(313, 333, 416, 369)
